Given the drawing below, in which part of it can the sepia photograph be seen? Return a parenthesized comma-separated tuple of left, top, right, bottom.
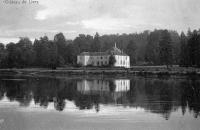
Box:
(0, 0, 200, 130)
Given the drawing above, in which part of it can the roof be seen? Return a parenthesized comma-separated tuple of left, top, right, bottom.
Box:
(106, 46, 128, 56)
(78, 44, 128, 56)
(78, 52, 108, 56)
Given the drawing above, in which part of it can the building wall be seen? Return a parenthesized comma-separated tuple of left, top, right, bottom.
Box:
(78, 55, 109, 66)
(114, 55, 130, 68)
(90, 55, 109, 66)
(77, 55, 85, 65)
(77, 54, 130, 68)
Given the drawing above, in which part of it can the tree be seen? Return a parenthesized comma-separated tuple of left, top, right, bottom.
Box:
(6, 42, 21, 68)
(159, 30, 173, 68)
(0, 43, 4, 50)
(0, 43, 7, 68)
(169, 31, 181, 64)
(91, 32, 101, 52)
(109, 54, 116, 67)
(33, 36, 51, 67)
(73, 34, 92, 54)
(126, 40, 137, 65)
(145, 33, 157, 64)
(145, 30, 163, 65)
(16, 37, 35, 67)
(54, 33, 67, 63)
(47, 41, 58, 69)
(187, 30, 200, 67)
(179, 32, 189, 66)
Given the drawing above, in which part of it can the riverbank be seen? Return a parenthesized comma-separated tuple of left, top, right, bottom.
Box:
(1, 66, 200, 77)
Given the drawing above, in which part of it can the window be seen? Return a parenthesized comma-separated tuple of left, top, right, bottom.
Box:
(101, 56, 103, 59)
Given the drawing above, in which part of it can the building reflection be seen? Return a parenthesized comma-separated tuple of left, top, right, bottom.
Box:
(76, 79, 130, 111)
(77, 79, 130, 94)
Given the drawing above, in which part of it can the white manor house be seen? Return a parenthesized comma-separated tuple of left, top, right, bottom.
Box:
(77, 44, 130, 68)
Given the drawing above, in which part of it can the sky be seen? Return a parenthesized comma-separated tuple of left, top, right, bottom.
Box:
(0, 0, 200, 43)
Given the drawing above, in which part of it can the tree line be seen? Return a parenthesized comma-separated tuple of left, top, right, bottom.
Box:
(0, 29, 199, 69)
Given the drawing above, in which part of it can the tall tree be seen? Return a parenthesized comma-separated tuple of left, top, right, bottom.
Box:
(187, 30, 200, 67)
(6, 43, 20, 68)
(54, 33, 67, 63)
(65, 43, 77, 65)
(73, 34, 92, 53)
(0, 43, 7, 68)
(109, 54, 116, 67)
(91, 32, 101, 52)
(179, 32, 189, 66)
(48, 41, 58, 69)
(33, 36, 49, 67)
(159, 30, 173, 68)
(145, 30, 162, 65)
(16, 37, 35, 67)
(169, 31, 181, 64)
(0, 43, 4, 50)
(145, 32, 159, 64)
(126, 40, 137, 65)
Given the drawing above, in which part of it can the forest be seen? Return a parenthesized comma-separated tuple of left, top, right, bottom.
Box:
(0, 29, 200, 69)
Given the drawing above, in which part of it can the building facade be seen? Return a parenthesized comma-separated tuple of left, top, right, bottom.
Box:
(77, 44, 130, 68)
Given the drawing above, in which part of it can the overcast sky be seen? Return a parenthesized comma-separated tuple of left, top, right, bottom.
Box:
(0, 0, 200, 43)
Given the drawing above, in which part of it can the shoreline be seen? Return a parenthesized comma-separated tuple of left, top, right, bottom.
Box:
(1, 66, 200, 77)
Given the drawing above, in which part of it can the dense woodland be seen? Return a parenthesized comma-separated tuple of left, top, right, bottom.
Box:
(0, 29, 200, 69)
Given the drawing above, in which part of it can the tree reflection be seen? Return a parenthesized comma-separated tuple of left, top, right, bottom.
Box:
(0, 76, 199, 119)
(53, 97, 66, 111)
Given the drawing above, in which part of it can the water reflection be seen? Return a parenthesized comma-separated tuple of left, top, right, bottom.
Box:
(0, 76, 200, 120)
(77, 79, 130, 93)
(76, 79, 130, 112)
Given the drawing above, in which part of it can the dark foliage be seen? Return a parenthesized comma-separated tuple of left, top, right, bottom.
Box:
(126, 40, 137, 64)
(109, 54, 116, 67)
(180, 29, 200, 67)
(0, 29, 200, 68)
(159, 30, 173, 68)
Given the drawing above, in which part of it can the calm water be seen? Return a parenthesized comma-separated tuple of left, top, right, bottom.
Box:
(0, 75, 199, 130)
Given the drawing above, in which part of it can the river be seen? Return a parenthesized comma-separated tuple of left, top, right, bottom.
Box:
(0, 74, 199, 130)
